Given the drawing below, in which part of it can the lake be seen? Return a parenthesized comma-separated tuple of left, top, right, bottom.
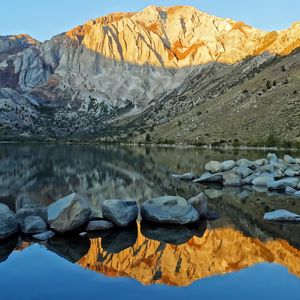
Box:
(0, 144, 300, 300)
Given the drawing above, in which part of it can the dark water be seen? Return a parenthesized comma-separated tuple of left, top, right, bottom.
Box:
(1, 144, 300, 300)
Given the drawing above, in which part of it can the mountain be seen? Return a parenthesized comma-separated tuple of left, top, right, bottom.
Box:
(0, 5, 300, 144)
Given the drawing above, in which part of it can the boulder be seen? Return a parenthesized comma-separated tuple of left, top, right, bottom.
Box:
(284, 169, 295, 177)
(16, 208, 47, 227)
(236, 166, 253, 179)
(236, 159, 254, 168)
(0, 203, 19, 239)
(243, 174, 257, 185)
(252, 174, 274, 186)
(254, 159, 268, 166)
(285, 187, 298, 194)
(47, 193, 91, 233)
(267, 153, 278, 162)
(223, 172, 242, 186)
(267, 178, 299, 190)
(102, 200, 138, 227)
(264, 209, 300, 222)
(294, 191, 300, 198)
(20, 216, 48, 234)
(204, 161, 222, 173)
(221, 160, 236, 171)
(85, 220, 114, 231)
(256, 164, 275, 174)
(284, 154, 296, 164)
(188, 193, 207, 216)
(141, 196, 199, 225)
(33, 230, 55, 241)
(171, 173, 196, 181)
(193, 172, 223, 183)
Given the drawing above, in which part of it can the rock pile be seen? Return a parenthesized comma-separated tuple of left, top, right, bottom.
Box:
(0, 192, 210, 241)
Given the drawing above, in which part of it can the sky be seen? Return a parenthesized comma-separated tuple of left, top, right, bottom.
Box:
(1, 0, 300, 41)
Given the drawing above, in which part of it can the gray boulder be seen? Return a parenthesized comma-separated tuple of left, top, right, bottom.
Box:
(223, 172, 242, 186)
(221, 160, 236, 171)
(256, 164, 275, 174)
(252, 174, 274, 186)
(236, 159, 254, 168)
(102, 200, 138, 227)
(243, 174, 257, 185)
(294, 191, 300, 198)
(85, 220, 114, 231)
(285, 187, 298, 194)
(284, 169, 295, 177)
(16, 208, 47, 226)
(267, 178, 299, 190)
(188, 193, 207, 216)
(193, 172, 223, 183)
(141, 196, 199, 225)
(284, 154, 296, 164)
(254, 159, 268, 166)
(236, 166, 253, 179)
(171, 173, 196, 181)
(267, 153, 278, 162)
(47, 193, 91, 233)
(264, 209, 300, 222)
(0, 204, 19, 239)
(21, 216, 48, 234)
(33, 230, 55, 241)
(204, 161, 222, 173)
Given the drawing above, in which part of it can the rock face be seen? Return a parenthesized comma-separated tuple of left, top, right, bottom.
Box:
(141, 196, 199, 224)
(2, 6, 300, 138)
(0, 203, 18, 239)
(47, 193, 91, 233)
(102, 200, 138, 227)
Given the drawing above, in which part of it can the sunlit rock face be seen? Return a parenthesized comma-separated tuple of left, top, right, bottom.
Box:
(78, 226, 300, 287)
(2, 5, 300, 118)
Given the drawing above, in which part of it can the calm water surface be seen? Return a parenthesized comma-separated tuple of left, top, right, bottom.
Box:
(0, 144, 300, 300)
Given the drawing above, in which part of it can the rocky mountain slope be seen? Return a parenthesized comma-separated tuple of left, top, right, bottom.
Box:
(0, 5, 300, 142)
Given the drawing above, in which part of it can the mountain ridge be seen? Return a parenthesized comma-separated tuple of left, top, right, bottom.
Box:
(0, 5, 300, 144)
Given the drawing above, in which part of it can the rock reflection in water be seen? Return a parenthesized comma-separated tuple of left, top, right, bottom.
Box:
(47, 236, 91, 263)
(141, 220, 206, 245)
(0, 236, 18, 263)
(101, 224, 138, 254)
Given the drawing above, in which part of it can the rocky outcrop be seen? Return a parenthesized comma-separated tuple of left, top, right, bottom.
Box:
(141, 196, 199, 224)
(1, 6, 300, 138)
(47, 193, 91, 233)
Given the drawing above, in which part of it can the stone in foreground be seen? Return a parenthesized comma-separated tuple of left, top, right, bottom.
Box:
(141, 196, 199, 225)
(47, 193, 91, 233)
(102, 200, 138, 227)
(0, 204, 19, 239)
(85, 220, 115, 231)
(21, 216, 48, 234)
(264, 209, 300, 222)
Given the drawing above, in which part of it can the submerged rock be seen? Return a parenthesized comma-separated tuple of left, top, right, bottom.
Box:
(47, 193, 91, 233)
(267, 178, 299, 190)
(85, 220, 115, 231)
(33, 230, 55, 241)
(171, 173, 196, 181)
(193, 172, 223, 183)
(102, 200, 138, 227)
(264, 209, 300, 222)
(204, 188, 223, 199)
(141, 196, 199, 225)
(0, 203, 18, 239)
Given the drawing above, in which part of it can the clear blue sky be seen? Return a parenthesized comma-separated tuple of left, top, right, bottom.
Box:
(1, 0, 300, 41)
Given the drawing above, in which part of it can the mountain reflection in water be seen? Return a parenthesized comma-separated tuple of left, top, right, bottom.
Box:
(1, 144, 300, 288)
